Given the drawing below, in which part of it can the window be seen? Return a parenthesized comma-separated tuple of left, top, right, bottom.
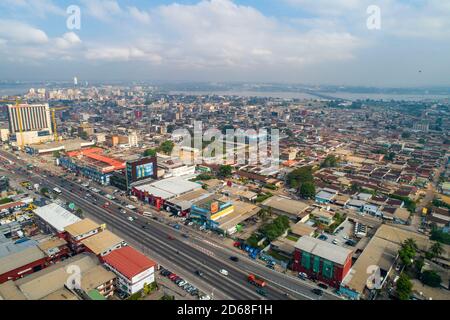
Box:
(322, 260, 334, 279)
(301, 252, 311, 269)
(313, 256, 321, 273)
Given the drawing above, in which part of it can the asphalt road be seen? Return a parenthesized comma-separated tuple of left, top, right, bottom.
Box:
(1, 148, 341, 301)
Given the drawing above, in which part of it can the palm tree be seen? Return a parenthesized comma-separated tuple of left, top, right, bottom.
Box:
(403, 238, 418, 250)
(429, 242, 443, 260)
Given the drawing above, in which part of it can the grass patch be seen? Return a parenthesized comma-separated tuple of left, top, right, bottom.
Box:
(0, 198, 13, 205)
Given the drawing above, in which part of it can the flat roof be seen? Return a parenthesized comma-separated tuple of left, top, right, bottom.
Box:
(37, 238, 67, 253)
(64, 218, 100, 237)
(262, 196, 309, 216)
(295, 236, 353, 266)
(34, 203, 81, 232)
(0, 246, 45, 276)
(81, 265, 116, 292)
(0, 281, 27, 300)
(135, 185, 176, 200)
(0, 239, 39, 259)
(217, 201, 260, 231)
(13, 253, 99, 300)
(291, 222, 317, 237)
(103, 246, 157, 280)
(81, 230, 124, 255)
(150, 176, 202, 196)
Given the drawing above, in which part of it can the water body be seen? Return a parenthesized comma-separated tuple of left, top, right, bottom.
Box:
(169, 90, 449, 102)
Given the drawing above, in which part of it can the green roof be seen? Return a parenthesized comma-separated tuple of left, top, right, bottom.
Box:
(88, 289, 106, 301)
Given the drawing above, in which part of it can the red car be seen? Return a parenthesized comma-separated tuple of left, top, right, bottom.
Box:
(167, 235, 175, 240)
(169, 274, 177, 280)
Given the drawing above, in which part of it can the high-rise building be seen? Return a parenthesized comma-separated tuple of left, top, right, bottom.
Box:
(74, 76, 78, 86)
(7, 103, 53, 146)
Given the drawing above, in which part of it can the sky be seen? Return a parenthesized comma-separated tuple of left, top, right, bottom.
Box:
(0, 0, 449, 87)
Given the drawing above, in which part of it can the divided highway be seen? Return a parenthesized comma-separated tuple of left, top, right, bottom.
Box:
(2, 149, 341, 300)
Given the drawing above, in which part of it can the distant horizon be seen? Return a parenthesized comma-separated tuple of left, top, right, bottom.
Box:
(1, 1, 449, 87)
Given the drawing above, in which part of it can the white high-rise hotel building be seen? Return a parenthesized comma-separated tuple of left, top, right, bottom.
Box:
(7, 103, 53, 147)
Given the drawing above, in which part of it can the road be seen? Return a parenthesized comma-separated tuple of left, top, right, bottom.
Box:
(1, 148, 341, 301)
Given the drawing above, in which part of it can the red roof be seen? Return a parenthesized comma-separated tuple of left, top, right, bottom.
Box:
(103, 246, 157, 280)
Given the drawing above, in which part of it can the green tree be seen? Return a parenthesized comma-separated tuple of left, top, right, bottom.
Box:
(218, 165, 233, 179)
(159, 140, 175, 155)
(143, 149, 157, 157)
(428, 241, 444, 260)
(40, 187, 49, 195)
(53, 150, 61, 158)
(398, 238, 417, 268)
(286, 166, 314, 189)
(401, 132, 411, 139)
(396, 273, 412, 300)
(421, 270, 441, 288)
(79, 131, 89, 140)
(299, 181, 316, 199)
(321, 155, 338, 168)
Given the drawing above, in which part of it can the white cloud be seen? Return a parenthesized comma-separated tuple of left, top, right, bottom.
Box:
(0, 19, 49, 44)
(55, 32, 82, 50)
(80, 0, 122, 22)
(127, 6, 151, 24)
(1, 0, 65, 17)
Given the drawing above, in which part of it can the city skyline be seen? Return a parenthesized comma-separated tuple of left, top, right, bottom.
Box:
(0, 0, 449, 86)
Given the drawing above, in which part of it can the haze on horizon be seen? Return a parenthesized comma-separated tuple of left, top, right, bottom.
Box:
(0, 0, 449, 87)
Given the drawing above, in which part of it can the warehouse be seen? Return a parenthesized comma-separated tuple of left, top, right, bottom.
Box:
(261, 196, 310, 220)
(0, 253, 116, 300)
(33, 203, 81, 236)
(131, 176, 202, 210)
(0, 246, 47, 284)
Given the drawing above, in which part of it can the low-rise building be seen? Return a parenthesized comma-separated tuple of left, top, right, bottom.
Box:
(292, 236, 353, 288)
(261, 196, 309, 221)
(33, 203, 82, 236)
(103, 246, 157, 296)
(64, 218, 102, 254)
(81, 230, 127, 257)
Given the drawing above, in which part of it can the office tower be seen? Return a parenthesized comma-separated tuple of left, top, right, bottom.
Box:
(74, 77, 78, 86)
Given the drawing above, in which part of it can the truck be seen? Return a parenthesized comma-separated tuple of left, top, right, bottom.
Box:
(248, 274, 266, 287)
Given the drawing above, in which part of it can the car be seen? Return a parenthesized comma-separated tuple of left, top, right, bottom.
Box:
(199, 295, 211, 300)
(127, 216, 134, 222)
(332, 239, 339, 245)
(229, 256, 239, 262)
(312, 288, 323, 296)
(318, 283, 328, 290)
(120, 209, 126, 214)
(318, 234, 328, 241)
(298, 272, 308, 280)
(182, 233, 189, 238)
(178, 280, 186, 287)
(266, 264, 274, 269)
(167, 235, 175, 240)
(219, 269, 229, 276)
(188, 222, 194, 226)
(195, 270, 205, 277)
(169, 274, 177, 280)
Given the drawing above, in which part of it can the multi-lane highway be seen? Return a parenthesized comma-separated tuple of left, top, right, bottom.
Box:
(1, 148, 341, 301)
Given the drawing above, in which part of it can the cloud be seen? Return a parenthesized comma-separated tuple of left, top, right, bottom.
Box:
(0, 19, 49, 44)
(127, 6, 151, 24)
(1, 0, 65, 17)
(80, 0, 122, 22)
(55, 32, 82, 50)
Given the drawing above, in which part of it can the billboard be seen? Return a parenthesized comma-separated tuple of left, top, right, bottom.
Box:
(126, 157, 157, 189)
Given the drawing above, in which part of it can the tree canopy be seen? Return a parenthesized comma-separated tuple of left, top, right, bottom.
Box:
(396, 273, 412, 300)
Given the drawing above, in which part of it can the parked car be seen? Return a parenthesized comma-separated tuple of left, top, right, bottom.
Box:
(312, 288, 323, 296)
(318, 283, 328, 290)
(298, 272, 308, 280)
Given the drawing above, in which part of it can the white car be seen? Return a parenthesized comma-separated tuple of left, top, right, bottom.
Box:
(219, 269, 229, 276)
(200, 295, 211, 300)
(127, 216, 134, 222)
(332, 239, 339, 245)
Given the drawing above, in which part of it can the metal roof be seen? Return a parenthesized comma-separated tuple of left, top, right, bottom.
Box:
(34, 203, 81, 232)
(295, 236, 352, 266)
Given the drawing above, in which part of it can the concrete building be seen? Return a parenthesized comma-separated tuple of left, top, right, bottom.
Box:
(33, 203, 82, 236)
(103, 246, 157, 296)
(292, 236, 353, 288)
(261, 196, 310, 221)
(7, 103, 53, 147)
(81, 230, 127, 257)
(64, 218, 103, 254)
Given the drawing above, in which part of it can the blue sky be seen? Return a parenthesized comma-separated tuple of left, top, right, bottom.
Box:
(0, 0, 449, 86)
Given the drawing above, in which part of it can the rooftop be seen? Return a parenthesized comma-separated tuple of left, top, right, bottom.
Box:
(103, 246, 157, 280)
(34, 203, 81, 233)
(295, 236, 353, 266)
(64, 218, 101, 237)
(262, 196, 309, 216)
(0, 246, 46, 276)
(81, 230, 125, 255)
